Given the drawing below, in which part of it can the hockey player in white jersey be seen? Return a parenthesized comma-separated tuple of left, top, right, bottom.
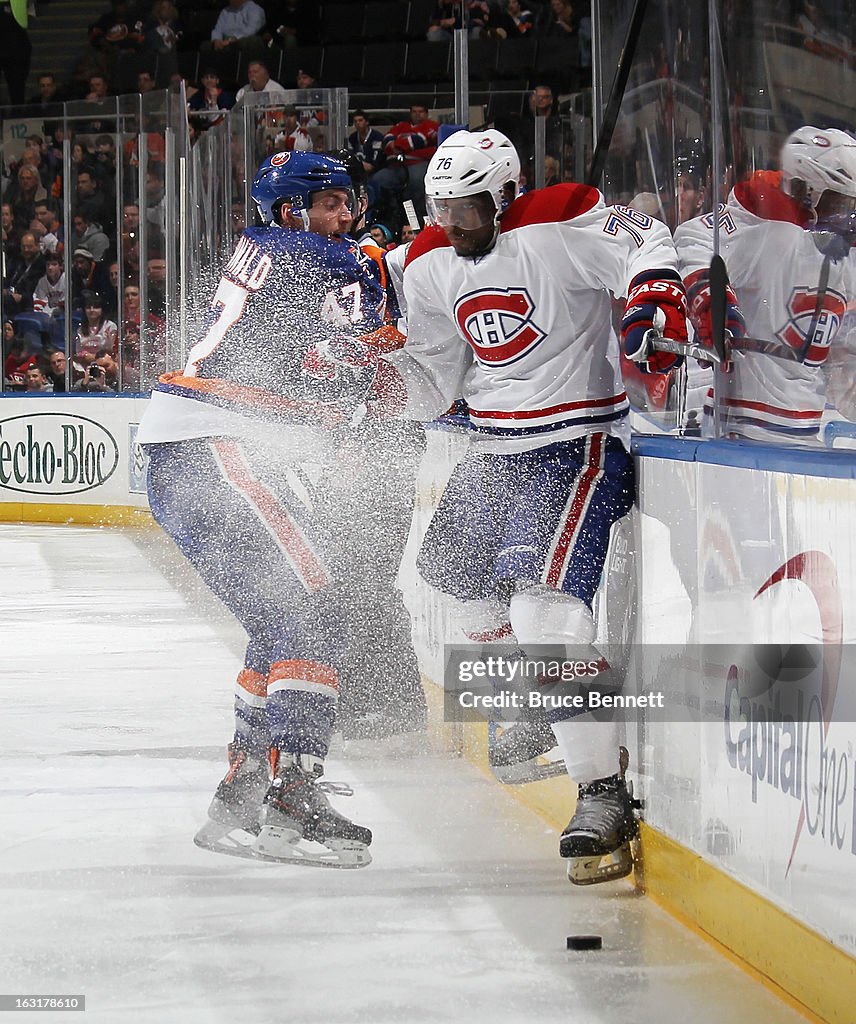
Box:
(675, 126, 856, 444)
(371, 129, 690, 883)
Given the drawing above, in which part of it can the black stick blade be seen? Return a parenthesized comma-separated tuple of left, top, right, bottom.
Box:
(709, 254, 728, 364)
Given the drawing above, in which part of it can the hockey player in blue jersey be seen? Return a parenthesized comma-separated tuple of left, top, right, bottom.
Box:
(137, 152, 389, 868)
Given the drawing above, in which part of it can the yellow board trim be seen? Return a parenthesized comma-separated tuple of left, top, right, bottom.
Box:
(422, 674, 853, 1024)
(0, 502, 155, 527)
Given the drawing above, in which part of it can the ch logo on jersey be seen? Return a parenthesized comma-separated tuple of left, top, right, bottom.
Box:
(777, 286, 846, 365)
(454, 288, 546, 366)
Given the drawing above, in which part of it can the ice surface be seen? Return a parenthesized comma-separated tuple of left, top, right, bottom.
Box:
(0, 524, 808, 1023)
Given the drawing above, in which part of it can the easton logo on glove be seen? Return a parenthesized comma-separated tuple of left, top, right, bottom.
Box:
(621, 269, 689, 372)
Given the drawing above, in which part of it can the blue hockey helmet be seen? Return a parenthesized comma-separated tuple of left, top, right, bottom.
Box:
(251, 151, 354, 226)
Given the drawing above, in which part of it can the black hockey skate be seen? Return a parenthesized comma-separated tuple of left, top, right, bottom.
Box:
(559, 772, 641, 885)
(254, 754, 372, 869)
(489, 715, 565, 784)
(194, 744, 271, 859)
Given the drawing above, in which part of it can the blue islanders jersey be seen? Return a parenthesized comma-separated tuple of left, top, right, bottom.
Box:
(138, 226, 387, 444)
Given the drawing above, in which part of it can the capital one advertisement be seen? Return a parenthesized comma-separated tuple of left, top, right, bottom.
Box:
(638, 456, 856, 956)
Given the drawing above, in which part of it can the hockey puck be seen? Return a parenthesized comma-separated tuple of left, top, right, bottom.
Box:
(566, 935, 602, 951)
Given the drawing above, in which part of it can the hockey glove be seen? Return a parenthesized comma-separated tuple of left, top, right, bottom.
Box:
(301, 334, 379, 403)
(684, 267, 746, 351)
(621, 270, 689, 373)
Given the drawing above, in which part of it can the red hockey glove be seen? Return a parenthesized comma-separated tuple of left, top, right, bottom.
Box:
(685, 267, 746, 350)
(621, 270, 689, 373)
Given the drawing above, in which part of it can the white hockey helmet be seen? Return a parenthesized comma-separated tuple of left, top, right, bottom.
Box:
(780, 126, 856, 210)
(425, 129, 520, 230)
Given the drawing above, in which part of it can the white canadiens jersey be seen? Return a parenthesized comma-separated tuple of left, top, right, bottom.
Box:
(675, 171, 856, 444)
(384, 184, 681, 453)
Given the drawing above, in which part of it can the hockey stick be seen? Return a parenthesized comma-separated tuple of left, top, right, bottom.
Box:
(708, 254, 730, 365)
(586, 0, 650, 188)
(644, 331, 809, 365)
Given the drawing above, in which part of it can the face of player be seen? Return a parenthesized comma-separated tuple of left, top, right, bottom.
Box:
(677, 174, 703, 222)
(306, 188, 354, 239)
(429, 191, 498, 257)
(814, 189, 856, 240)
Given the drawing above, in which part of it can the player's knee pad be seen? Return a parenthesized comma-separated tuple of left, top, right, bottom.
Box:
(509, 585, 595, 646)
(453, 596, 514, 644)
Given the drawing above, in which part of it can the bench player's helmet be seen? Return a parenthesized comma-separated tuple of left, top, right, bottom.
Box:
(781, 127, 856, 239)
(425, 129, 520, 243)
(252, 152, 354, 227)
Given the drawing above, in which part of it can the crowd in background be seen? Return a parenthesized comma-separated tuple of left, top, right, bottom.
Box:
(2, 0, 854, 393)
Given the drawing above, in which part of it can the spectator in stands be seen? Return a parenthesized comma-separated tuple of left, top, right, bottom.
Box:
(27, 73, 65, 108)
(45, 349, 83, 393)
(92, 135, 118, 188)
(89, 0, 144, 56)
(492, 0, 535, 38)
(369, 223, 395, 249)
(75, 169, 114, 235)
(795, 0, 850, 56)
(427, 0, 491, 40)
(137, 69, 157, 94)
(120, 280, 165, 388)
(86, 73, 112, 101)
(295, 67, 317, 90)
(142, 0, 183, 79)
(206, 0, 266, 59)
(70, 248, 109, 309)
(25, 365, 53, 392)
(677, 170, 705, 225)
(75, 291, 118, 363)
(2, 202, 22, 261)
(4, 321, 37, 387)
(369, 103, 439, 220)
(122, 201, 141, 239)
(83, 74, 114, 133)
(4, 165, 47, 230)
(32, 253, 66, 318)
(399, 223, 418, 243)
(146, 253, 167, 317)
(235, 59, 287, 103)
(188, 68, 235, 112)
(73, 347, 118, 391)
(273, 105, 312, 152)
(264, 0, 321, 49)
(537, 0, 577, 37)
(2, 232, 45, 317)
(31, 200, 64, 257)
(348, 111, 386, 178)
(144, 165, 167, 233)
(528, 82, 558, 118)
(71, 141, 94, 180)
(0, 2, 32, 106)
(69, 211, 110, 263)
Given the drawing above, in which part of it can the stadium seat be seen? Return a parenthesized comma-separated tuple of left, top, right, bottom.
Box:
(362, 42, 407, 86)
(321, 4, 362, 45)
(535, 38, 580, 91)
(406, 0, 435, 40)
(279, 46, 324, 87)
(322, 45, 365, 89)
(466, 39, 499, 82)
(363, 2, 410, 41)
(403, 41, 451, 82)
(495, 38, 537, 80)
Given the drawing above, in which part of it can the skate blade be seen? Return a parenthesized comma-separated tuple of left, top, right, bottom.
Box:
(254, 825, 372, 869)
(491, 757, 567, 785)
(193, 819, 261, 860)
(566, 843, 634, 886)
